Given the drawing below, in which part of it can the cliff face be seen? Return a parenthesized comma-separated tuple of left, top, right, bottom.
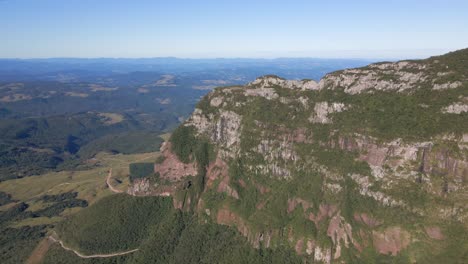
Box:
(130, 49, 468, 263)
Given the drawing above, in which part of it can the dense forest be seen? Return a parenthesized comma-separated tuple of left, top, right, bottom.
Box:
(44, 194, 303, 264)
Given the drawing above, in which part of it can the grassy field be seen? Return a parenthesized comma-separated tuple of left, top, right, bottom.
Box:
(97, 112, 125, 125)
(0, 150, 161, 227)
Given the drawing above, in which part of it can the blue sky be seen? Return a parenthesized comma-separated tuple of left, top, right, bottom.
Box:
(1, 0, 467, 59)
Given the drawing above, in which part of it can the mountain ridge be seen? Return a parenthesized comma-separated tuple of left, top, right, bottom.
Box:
(130, 48, 467, 263)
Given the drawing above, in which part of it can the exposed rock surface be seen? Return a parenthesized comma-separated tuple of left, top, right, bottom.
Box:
(186, 109, 242, 158)
(327, 213, 354, 259)
(309, 102, 347, 124)
(244, 87, 279, 100)
(424, 226, 445, 240)
(248, 75, 322, 91)
(128, 48, 468, 263)
(372, 227, 410, 256)
(321, 63, 428, 94)
(442, 102, 468, 114)
(127, 178, 151, 196)
(154, 142, 197, 181)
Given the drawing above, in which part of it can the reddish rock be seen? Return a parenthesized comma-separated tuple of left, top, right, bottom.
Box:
(295, 239, 304, 254)
(327, 214, 354, 259)
(216, 208, 265, 248)
(354, 213, 382, 227)
(309, 204, 337, 225)
(217, 176, 239, 199)
(154, 142, 197, 181)
(287, 197, 313, 214)
(238, 179, 247, 188)
(373, 227, 410, 256)
(424, 226, 445, 240)
(292, 128, 311, 143)
(256, 200, 267, 210)
(206, 157, 229, 187)
(359, 145, 388, 167)
(255, 183, 270, 194)
(206, 156, 239, 199)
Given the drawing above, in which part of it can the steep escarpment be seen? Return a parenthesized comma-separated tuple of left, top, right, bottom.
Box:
(129, 49, 468, 263)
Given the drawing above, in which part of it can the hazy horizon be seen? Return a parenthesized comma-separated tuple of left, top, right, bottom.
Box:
(0, 48, 455, 61)
(1, 0, 467, 59)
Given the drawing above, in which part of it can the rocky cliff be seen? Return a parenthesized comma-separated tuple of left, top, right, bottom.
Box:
(129, 49, 468, 263)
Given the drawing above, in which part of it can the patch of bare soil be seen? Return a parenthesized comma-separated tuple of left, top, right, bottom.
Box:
(26, 237, 54, 264)
(154, 142, 197, 181)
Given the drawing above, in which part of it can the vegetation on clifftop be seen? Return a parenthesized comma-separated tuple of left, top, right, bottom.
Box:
(46, 194, 303, 264)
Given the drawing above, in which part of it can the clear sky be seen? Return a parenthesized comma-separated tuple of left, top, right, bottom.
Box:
(1, 0, 467, 59)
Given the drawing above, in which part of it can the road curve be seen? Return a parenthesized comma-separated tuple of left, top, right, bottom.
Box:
(106, 168, 124, 193)
(49, 235, 139, 258)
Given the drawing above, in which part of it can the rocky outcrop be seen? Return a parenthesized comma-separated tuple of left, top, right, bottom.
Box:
(320, 62, 428, 94)
(244, 87, 279, 100)
(154, 142, 197, 181)
(327, 213, 355, 259)
(215, 111, 242, 148)
(210, 96, 224, 107)
(424, 226, 444, 240)
(186, 109, 242, 158)
(332, 134, 468, 196)
(287, 197, 313, 214)
(308, 204, 338, 226)
(216, 208, 273, 248)
(256, 139, 299, 162)
(127, 178, 175, 197)
(314, 246, 332, 264)
(248, 75, 322, 91)
(250, 163, 292, 179)
(372, 227, 410, 256)
(433, 81, 463, 90)
(129, 49, 468, 263)
(309, 102, 347, 124)
(127, 178, 151, 196)
(442, 102, 468, 114)
(353, 213, 381, 227)
(206, 157, 239, 199)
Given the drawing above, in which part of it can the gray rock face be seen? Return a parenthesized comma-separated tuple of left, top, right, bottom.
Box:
(186, 108, 242, 158)
(309, 102, 347, 124)
(318, 60, 465, 94)
(143, 49, 468, 263)
(244, 87, 279, 100)
(442, 102, 468, 114)
(248, 75, 322, 91)
(433, 81, 463, 90)
(127, 178, 151, 196)
(214, 111, 242, 149)
(185, 108, 212, 134)
(210, 96, 224, 107)
(321, 66, 427, 94)
(256, 139, 298, 162)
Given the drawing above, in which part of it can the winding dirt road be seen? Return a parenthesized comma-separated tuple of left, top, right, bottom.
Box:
(33, 170, 137, 261)
(106, 168, 124, 193)
(49, 234, 139, 258)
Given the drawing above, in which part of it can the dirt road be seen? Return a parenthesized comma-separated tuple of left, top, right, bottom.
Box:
(106, 168, 124, 193)
(49, 235, 139, 258)
(26, 237, 54, 264)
